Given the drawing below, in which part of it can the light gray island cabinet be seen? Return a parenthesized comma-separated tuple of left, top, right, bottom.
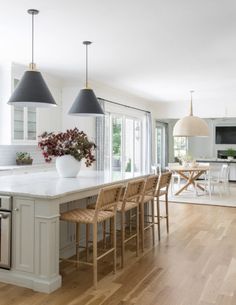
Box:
(0, 170, 148, 293)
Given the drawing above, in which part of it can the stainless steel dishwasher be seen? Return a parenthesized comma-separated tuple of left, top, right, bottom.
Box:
(0, 196, 12, 269)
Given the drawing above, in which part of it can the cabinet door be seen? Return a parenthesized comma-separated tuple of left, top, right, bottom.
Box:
(13, 198, 35, 272)
(229, 163, 236, 181)
(59, 203, 76, 259)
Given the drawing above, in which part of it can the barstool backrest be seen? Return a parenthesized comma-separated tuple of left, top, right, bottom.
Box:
(122, 178, 145, 208)
(156, 172, 172, 196)
(143, 175, 159, 197)
(96, 184, 123, 212)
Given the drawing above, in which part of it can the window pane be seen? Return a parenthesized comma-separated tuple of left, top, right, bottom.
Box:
(14, 107, 24, 140)
(156, 127, 162, 164)
(112, 116, 122, 172)
(134, 120, 141, 173)
(125, 118, 134, 173)
(174, 137, 187, 160)
(27, 107, 36, 140)
(104, 114, 111, 172)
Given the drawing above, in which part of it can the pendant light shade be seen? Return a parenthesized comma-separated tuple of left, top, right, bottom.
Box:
(8, 70, 56, 107)
(69, 88, 104, 116)
(8, 9, 57, 108)
(69, 41, 104, 116)
(173, 91, 209, 137)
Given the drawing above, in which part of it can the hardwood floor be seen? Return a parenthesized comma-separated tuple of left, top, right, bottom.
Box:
(1, 202, 236, 305)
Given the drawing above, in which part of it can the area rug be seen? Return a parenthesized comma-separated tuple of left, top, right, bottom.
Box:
(164, 183, 236, 208)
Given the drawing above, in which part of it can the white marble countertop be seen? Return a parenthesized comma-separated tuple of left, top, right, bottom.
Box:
(0, 170, 149, 199)
(0, 163, 54, 171)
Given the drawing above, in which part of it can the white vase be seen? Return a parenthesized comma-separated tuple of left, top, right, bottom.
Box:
(56, 155, 81, 178)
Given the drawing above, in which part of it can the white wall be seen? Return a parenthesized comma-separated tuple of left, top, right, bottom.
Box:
(0, 62, 12, 144)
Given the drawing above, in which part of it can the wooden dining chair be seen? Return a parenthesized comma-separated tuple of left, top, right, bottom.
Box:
(140, 175, 159, 252)
(60, 184, 123, 289)
(154, 172, 172, 240)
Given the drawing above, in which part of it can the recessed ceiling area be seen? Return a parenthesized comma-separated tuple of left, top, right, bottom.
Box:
(1, 0, 236, 105)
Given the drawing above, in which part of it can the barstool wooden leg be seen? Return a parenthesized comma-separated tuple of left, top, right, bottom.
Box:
(86, 224, 90, 261)
(156, 197, 161, 241)
(112, 215, 117, 274)
(110, 218, 112, 244)
(121, 211, 125, 268)
(102, 221, 106, 248)
(151, 199, 155, 246)
(129, 210, 132, 233)
(136, 206, 139, 257)
(165, 193, 169, 233)
(140, 202, 144, 252)
(76, 223, 80, 268)
(93, 222, 98, 289)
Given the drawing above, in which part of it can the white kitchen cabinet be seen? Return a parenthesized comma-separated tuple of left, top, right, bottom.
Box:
(229, 163, 236, 181)
(59, 202, 76, 259)
(13, 198, 35, 273)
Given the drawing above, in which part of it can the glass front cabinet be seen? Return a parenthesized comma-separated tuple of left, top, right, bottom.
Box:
(11, 79, 37, 143)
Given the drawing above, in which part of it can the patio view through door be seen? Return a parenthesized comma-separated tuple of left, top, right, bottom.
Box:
(109, 114, 142, 177)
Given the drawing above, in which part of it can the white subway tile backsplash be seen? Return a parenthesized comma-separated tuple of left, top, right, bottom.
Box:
(0, 145, 45, 165)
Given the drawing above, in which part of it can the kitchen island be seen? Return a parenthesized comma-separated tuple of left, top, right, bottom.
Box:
(0, 170, 149, 293)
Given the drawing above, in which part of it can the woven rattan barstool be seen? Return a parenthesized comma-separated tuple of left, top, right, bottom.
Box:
(155, 172, 172, 240)
(60, 184, 123, 289)
(140, 175, 159, 252)
(117, 178, 145, 268)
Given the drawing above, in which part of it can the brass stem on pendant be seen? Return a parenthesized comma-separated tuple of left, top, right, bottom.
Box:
(190, 90, 194, 116)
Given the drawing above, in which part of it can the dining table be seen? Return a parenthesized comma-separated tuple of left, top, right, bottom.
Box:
(169, 164, 210, 196)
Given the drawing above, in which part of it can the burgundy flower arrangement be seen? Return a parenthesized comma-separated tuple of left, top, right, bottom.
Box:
(38, 128, 96, 167)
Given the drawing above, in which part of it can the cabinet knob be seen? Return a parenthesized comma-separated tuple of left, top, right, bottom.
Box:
(13, 208, 19, 212)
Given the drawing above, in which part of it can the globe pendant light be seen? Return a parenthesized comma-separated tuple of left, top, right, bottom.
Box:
(173, 91, 209, 137)
(69, 41, 104, 116)
(8, 9, 57, 108)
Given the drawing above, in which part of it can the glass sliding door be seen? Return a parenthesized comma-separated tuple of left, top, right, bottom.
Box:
(104, 113, 143, 177)
(124, 118, 134, 173)
(155, 122, 168, 169)
(112, 116, 122, 174)
(134, 120, 142, 173)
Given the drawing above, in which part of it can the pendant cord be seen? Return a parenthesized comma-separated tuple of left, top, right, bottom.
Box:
(86, 43, 88, 88)
(31, 12, 34, 65)
(190, 90, 194, 116)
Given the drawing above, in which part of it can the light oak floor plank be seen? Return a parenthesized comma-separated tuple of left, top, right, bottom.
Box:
(0, 202, 236, 305)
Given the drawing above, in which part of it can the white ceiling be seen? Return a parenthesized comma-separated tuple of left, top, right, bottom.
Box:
(1, 0, 236, 105)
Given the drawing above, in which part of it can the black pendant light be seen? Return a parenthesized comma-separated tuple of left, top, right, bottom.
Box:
(8, 9, 57, 108)
(69, 41, 104, 116)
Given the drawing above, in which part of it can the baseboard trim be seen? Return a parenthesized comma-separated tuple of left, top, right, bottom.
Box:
(0, 269, 62, 293)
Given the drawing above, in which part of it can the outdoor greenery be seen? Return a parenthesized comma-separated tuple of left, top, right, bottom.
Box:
(112, 121, 121, 156)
